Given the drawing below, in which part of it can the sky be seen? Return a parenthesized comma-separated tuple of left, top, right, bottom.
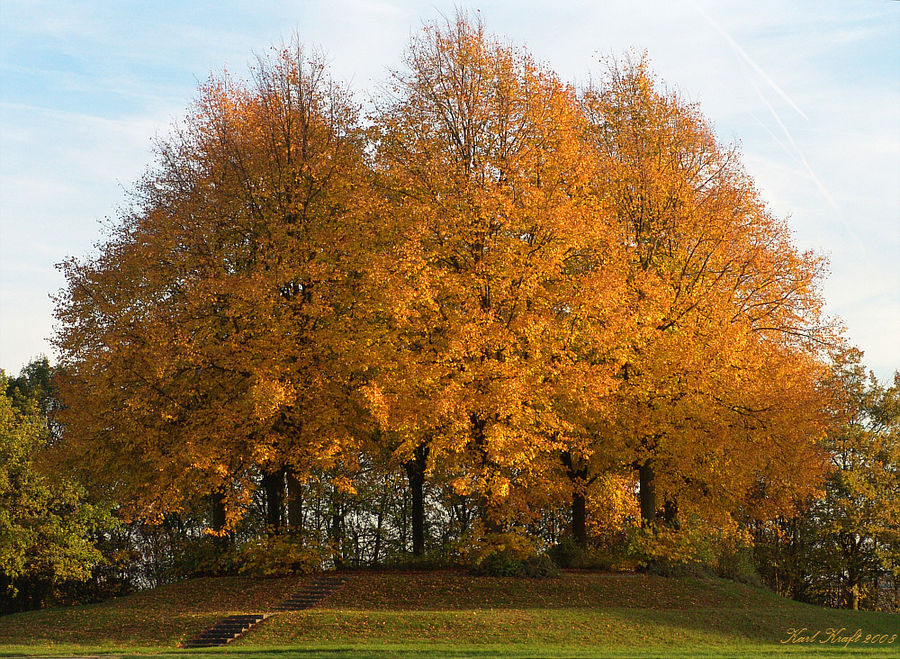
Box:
(1, 0, 898, 382)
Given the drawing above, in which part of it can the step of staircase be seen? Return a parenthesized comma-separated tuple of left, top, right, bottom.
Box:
(179, 613, 269, 649)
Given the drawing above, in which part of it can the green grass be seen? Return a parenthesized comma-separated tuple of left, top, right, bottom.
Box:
(0, 571, 897, 657)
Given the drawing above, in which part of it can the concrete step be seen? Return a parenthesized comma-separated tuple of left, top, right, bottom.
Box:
(179, 613, 268, 649)
(271, 574, 347, 612)
(181, 575, 347, 648)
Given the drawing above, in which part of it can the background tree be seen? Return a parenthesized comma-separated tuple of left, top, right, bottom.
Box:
(753, 351, 899, 611)
(822, 371, 898, 609)
(5, 357, 59, 437)
(809, 351, 897, 609)
(0, 365, 109, 613)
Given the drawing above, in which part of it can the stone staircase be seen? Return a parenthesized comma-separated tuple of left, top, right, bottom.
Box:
(272, 574, 348, 611)
(179, 613, 270, 649)
(179, 574, 347, 649)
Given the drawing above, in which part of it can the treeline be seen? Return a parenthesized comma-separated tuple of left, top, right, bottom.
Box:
(3, 355, 897, 612)
(2, 15, 897, 613)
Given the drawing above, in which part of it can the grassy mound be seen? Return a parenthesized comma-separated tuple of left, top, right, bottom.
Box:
(0, 570, 896, 657)
(245, 571, 899, 656)
(0, 575, 298, 652)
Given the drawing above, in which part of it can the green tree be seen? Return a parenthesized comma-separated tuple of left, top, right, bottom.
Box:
(753, 351, 899, 611)
(0, 367, 108, 612)
(6, 357, 55, 416)
(813, 351, 899, 610)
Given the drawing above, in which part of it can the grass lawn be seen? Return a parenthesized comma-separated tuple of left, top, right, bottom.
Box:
(0, 571, 896, 657)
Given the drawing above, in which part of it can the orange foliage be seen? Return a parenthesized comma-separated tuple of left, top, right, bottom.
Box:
(53, 18, 836, 553)
(578, 56, 833, 529)
(54, 43, 369, 525)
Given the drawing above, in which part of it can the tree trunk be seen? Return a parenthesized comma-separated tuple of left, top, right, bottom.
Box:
(262, 469, 285, 533)
(372, 495, 386, 564)
(330, 497, 345, 569)
(639, 462, 657, 527)
(483, 514, 502, 534)
(572, 490, 587, 546)
(286, 470, 303, 532)
(210, 491, 227, 534)
(561, 450, 589, 546)
(209, 489, 229, 554)
(662, 497, 678, 529)
(399, 490, 408, 552)
(469, 413, 499, 533)
(403, 444, 429, 556)
(847, 553, 860, 610)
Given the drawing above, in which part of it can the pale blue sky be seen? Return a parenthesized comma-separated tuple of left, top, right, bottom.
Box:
(1, 1, 898, 381)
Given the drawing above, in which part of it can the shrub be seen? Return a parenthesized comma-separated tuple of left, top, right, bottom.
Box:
(627, 522, 715, 574)
(523, 553, 559, 578)
(234, 535, 325, 577)
(174, 535, 235, 578)
(466, 532, 557, 578)
(628, 520, 762, 584)
(383, 549, 456, 571)
(715, 544, 762, 587)
(548, 537, 584, 569)
(644, 558, 713, 578)
(466, 532, 535, 568)
(548, 536, 636, 571)
(474, 547, 526, 577)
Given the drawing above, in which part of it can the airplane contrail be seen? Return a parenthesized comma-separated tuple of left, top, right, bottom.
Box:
(750, 79, 840, 214)
(691, 1, 809, 121)
(749, 79, 866, 259)
(691, 3, 853, 228)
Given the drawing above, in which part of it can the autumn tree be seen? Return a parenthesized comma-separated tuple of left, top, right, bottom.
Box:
(576, 56, 833, 547)
(53, 41, 370, 537)
(363, 14, 625, 551)
(50, 21, 843, 574)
